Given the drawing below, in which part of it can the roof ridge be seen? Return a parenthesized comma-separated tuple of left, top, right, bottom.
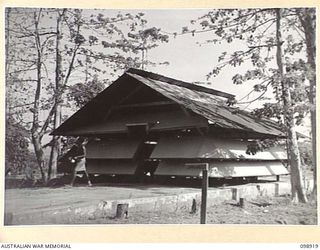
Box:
(126, 68, 235, 99)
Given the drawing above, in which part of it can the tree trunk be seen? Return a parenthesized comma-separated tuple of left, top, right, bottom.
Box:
(298, 8, 317, 198)
(31, 10, 46, 183)
(275, 8, 307, 203)
(48, 10, 64, 180)
(141, 48, 145, 70)
(5, 8, 11, 115)
(48, 108, 61, 180)
(31, 132, 46, 182)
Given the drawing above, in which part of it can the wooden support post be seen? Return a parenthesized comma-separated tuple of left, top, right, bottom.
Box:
(256, 185, 261, 195)
(275, 183, 280, 197)
(115, 203, 129, 219)
(200, 164, 209, 224)
(185, 162, 209, 224)
(239, 197, 245, 208)
(232, 188, 238, 200)
(190, 198, 197, 214)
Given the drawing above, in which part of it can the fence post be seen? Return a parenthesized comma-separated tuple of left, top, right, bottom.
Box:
(200, 164, 209, 224)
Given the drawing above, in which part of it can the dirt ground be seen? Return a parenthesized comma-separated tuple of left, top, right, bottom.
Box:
(5, 185, 201, 216)
(60, 195, 316, 225)
(5, 182, 317, 225)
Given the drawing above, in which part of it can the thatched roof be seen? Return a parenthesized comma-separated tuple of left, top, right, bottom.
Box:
(52, 68, 284, 137)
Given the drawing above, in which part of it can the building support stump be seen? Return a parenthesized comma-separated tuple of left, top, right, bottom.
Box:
(275, 183, 280, 197)
(239, 197, 245, 208)
(116, 203, 129, 219)
(190, 198, 197, 214)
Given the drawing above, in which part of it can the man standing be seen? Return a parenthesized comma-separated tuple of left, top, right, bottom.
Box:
(70, 138, 92, 187)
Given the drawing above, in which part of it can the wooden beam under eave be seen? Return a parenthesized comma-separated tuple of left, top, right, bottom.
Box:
(114, 100, 176, 109)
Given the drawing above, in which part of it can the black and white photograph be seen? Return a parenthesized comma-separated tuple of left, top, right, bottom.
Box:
(4, 7, 317, 226)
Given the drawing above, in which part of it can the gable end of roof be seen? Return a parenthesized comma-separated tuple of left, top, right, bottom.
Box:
(126, 68, 235, 99)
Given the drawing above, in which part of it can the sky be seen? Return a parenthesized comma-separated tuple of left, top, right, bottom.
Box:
(98, 9, 311, 135)
(23, 7, 274, 113)
(79, 8, 311, 135)
(7, 8, 311, 140)
(92, 9, 276, 110)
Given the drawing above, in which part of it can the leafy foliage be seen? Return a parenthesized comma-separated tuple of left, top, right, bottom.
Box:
(6, 8, 170, 181)
(187, 8, 315, 202)
(187, 8, 313, 125)
(246, 139, 281, 155)
(67, 76, 106, 108)
(5, 117, 37, 175)
(99, 15, 169, 69)
(299, 141, 313, 167)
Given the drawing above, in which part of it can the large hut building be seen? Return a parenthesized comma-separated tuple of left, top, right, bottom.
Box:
(53, 68, 288, 184)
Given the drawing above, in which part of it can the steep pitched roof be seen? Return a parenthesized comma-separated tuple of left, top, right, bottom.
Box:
(126, 68, 235, 99)
(126, 71, 283, 137)
(52, 68, 284, 137)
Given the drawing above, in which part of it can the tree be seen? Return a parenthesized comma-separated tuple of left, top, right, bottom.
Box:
(185, 8, 314, 202)
(8, 9, 78, 181)
(67, 76, 106, 108)
(5, 8, 170, 183)
(5, 117, 37, 175)
(5, 8, 107, 181)
(47, 9, 66, 180)
(46, 10, 170, 179)
(275, 8, 307, 202)
(99, 13, 169, 70)
(296, 8, 316, 198)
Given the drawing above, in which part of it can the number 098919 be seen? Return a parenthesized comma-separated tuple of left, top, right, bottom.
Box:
(300, 244, 319, 248)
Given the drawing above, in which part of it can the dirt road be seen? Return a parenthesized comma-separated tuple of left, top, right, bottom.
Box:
(4, 175, 316, 225)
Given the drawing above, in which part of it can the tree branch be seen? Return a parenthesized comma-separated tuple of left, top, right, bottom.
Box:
(64, 44, 80, 85)
(39, 102, 56, 138)
(8, 101, 35, 110)
(237, 80, 272, 105)
(248, 43, 278, 49)
(237, 78, 271, 102)
(17, 31, 57, 38)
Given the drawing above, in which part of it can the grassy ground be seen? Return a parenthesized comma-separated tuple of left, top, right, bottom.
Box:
(5, 173, 316, 225)
(76, 195, 317, 225)
(5, 185, 201, 216)
(6, 194, 316, 225)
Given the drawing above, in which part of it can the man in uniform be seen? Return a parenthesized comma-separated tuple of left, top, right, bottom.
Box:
(70, 138, 92, 187)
